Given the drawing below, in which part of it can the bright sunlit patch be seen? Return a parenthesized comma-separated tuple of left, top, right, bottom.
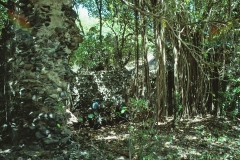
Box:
(78, 6, 88, 18)
(7, 58, 13, 62)
(96, 134, 130, 140)
(185, 135, 198, 140)
(7, 9, 31, 28)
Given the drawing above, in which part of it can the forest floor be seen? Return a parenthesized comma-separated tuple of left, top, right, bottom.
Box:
(1, 115, 240, 159)
(75, 115, 240, 160)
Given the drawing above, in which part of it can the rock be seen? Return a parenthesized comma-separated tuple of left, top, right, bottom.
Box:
(55, 27, 66, 34)
(60, 136, 70, 144)
(66, 109, 78, 125)
(42, 138, 59, 145)
(35, 131, 44, 139)
(28, 144, 41, 151)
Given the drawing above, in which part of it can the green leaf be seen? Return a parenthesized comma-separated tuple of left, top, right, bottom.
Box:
(88, 114, 94, 119)
(57, 124, 61, 128)
(130, 126, 134, 131)
(233, 87, 240, 93)
(120, 106, 128, 114)
(78, 117, 83, 122)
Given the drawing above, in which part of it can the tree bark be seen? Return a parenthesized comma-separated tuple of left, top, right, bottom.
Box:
(133, 0, 139, 98)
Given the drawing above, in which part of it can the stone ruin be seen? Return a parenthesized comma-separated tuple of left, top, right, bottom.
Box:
(69, 52, 158, 125)
(70, 69, 131, 118)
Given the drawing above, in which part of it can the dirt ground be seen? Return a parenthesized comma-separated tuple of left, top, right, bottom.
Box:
(72, 115, 240, 160)
(1, 115, 240, 160)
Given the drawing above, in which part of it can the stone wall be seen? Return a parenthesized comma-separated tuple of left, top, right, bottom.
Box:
(70, 53, 158, 114)
(0, 0, 83, 150)
(71, 69, 131, 112)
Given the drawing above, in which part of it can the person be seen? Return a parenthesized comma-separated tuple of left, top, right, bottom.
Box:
(88, 101, 102, 129)
(92, 101, 99, 110)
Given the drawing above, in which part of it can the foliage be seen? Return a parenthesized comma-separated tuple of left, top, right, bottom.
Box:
(70, 0, 135, 69)
(88, 111, 98, 119)
(2, 0, 240, 159)
(0, 0, 8, 35)
(69, 27, 115, 69)
(55, 101, 65, 113)
(126, 98, 161, 158)
(219, 75, 240, 118)
(73, 0, 240, 118)
(129, 98, 152, 124)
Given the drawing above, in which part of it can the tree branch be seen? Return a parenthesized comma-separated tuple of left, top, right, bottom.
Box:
(120, 0, 164, 19)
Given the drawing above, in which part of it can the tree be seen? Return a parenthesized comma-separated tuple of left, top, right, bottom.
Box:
(0, 0, 82, 150)
(72, 0, 135, 70)
(120, 0, 240, 124)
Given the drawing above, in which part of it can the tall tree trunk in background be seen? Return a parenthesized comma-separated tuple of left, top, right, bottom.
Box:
(95, 0, 103, 65)
(0, 19, 13, 131)
(133, 0, 139, 98)
(4, 0, 81, 148)
(154, 1, 167, 121)
(172, 33, 181, 126)
(171, 3, 184, 124)
(95, 0, 102, 45)
(141, 8, 151, 108)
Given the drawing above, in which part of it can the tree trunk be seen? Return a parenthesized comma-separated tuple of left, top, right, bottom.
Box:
(0, 19, 13, 133)
(4, 0, 81, 149)
(142, 17, 151, 106)
(133, 0, 139, 98)
(154, 22, 167, 121)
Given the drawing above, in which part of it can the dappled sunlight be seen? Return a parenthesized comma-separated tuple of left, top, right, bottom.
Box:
(67, 117, 240, 159)
(1, 0, 240, 159)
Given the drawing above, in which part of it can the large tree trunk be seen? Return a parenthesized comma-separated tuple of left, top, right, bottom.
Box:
(152, 0, 167, 122)
(133, 0, 139, 98)
(4, 0, 81, 149)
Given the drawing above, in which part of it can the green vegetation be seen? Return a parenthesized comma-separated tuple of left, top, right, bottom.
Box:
(0, 13, 6, 35)
(72, 0, 240, 119)
(70, 1, 135, 69)
(0, 0, 240, 159)
(67, 1, 240, 158)
(0, 0, 7, 35)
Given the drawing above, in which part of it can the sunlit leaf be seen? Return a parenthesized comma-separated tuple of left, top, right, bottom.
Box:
(161, 20, 166, 28)
(88, 114, 94, 119)
(78, 117, 83, 122)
